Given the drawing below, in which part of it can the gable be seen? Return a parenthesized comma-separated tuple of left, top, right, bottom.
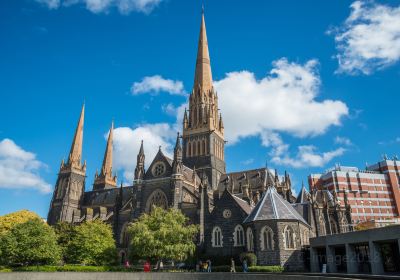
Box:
(144, 150, 173, 180)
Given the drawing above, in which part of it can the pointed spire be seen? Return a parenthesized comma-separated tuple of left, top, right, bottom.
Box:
(219, 113, 224, 130)
(173, 132, 183, 175)
(67, 104, 85, 169)
(134, 140, 145, 181)
(101, 121, 114, 176)
(94, 121, 117, 189)
(193, 8, 213, 94)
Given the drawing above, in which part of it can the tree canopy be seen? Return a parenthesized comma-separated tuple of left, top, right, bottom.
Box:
(64, 220, 117, 265)
(128, 206, 198, 262)
(0, 218, 61, 266)
(0, 210, 40, 235)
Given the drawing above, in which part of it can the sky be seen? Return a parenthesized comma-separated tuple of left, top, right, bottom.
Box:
(1, 0, 400, 217)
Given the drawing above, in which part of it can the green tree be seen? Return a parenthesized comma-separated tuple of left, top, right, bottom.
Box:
(0, 218, 61, 266)
(65, 220, 116, 265)
(54, 222, 76, 263)
(0, 210, 40, 235)
(128, 206, 198, 262)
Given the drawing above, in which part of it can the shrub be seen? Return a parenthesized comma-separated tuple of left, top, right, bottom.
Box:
(239, 252, 257, 266)
(0, 219, 61, 266)
(248, 265, 284, 273)
(64, 220, 117, 265)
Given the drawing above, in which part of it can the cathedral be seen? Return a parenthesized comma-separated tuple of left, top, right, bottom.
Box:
(47, 11, 351, 270)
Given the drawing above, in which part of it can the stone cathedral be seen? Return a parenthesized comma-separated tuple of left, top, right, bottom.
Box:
(48, 11, 351, 270)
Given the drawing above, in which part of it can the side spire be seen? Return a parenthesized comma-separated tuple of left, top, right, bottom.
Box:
(193, 9, 213, 93)
(134, 140, 145, 181)
(65, 104, 85, 172)
(94, 121, 117, 189)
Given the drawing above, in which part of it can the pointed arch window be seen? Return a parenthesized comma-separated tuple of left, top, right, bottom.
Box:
(203, 139, 207, 155)
(212, 226, 223, 247)
(233, 225, 245, 247)
(260, 226, 274, 250)
(246, 227, 254, 252)
(283, 226, 295, 249)
(198, 141, 201, 156)
(330, 217, 338, 234)
(145, 189, 168, 213)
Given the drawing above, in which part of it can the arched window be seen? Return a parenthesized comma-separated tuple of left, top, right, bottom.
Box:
(203, 139, 207, 155)
(283, 226, 295, 249)
(303, 230, 309, 245)
(260, 226, 274, 250)
(233, 225, 245, 247)
(319, 214, 326, 236)
(186, 141, 190, 157)
(246, 227, 254, 252)
(330, 217, 338, 234)
(198, 141, 201, 156)
(212, 227, 223, 247)
(119, 223, 130, 247)
(340, 216, 348, 233)
(145, 189, 168, 213)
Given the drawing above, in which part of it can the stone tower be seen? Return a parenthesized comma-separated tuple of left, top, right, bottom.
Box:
(93, 121, 117, 190)
(48, 105, 86, 225)
(182, 10, 226, 189)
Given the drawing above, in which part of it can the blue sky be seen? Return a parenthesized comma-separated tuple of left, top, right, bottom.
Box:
(1, 0, 399, 217)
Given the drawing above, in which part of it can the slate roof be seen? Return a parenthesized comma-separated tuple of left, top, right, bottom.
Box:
(218, 168, 274, 193)
(295, 186, 310, 204)
(243, 186, 309, 225)
(231, 194, 253, 215)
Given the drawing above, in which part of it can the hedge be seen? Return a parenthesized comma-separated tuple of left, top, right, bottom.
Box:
(9, 265, 142, 272)
(248, 266, 284, 273)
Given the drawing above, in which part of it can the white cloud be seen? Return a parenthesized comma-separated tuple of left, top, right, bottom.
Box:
(112, 123, 176, 182)
(0, 139, 51, 193)
(334, 136, 353, 146)
(332, 1, 400, 75)
(35, 0, 61, 9)
(132, 75, 186, 96)
(260, 131, 345, 169)
(215, 58, 349, 144)
(271, 144, 346, 169)
(35, 0, 162, 14)
(241, 158, 254, 165)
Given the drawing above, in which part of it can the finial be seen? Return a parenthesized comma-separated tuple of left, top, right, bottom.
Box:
(159, 145, 161, 151)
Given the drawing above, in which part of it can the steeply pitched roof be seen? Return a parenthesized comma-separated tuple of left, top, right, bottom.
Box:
(295, 185, 310, 204)
(244, 186, 309, 225)
(231, 194, 253, 215)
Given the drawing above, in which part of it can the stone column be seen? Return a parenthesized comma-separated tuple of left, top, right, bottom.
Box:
(369, 241, 384, 275)
(326, 245, 337, 273)
(345, 243, 358, 274)
(310, 247, 320, 272)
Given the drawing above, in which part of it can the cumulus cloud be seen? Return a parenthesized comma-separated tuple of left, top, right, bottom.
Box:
(132, 75, 186, 96)
(35, 0, 162, 14)
(112, 124, 176, 182)
(334, 136, 353, 146)
(331, 1, 400, 75)
(0, 139, 51, 193)
(215, 58, 349, 144)
(269, 137, 346, 169)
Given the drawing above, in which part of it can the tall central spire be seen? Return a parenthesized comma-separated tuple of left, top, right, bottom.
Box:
(65, 104, 85, 171)
(193, 10, 213, 93)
